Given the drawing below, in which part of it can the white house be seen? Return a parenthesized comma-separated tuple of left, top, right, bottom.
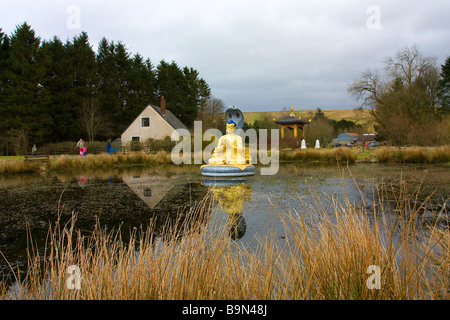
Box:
(121, 96, 188, 144)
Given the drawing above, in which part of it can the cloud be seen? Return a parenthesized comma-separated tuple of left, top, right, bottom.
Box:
(1, 0, 449, 111)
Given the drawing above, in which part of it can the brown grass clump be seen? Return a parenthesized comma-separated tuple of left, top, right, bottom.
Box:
(279, 147, 357, 163)
(48, 151, 173, 171)
(375, 146, 450, 163)
(115, 151, 173, 166)
(0, 160, 41, 174)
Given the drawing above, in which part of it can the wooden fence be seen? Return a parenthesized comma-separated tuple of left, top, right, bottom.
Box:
(24, 152, 50, 163)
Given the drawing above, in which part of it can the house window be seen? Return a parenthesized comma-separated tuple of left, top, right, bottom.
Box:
(141, 117, 150, 127)
(131, 136, 140, 141)
(143, 188, 152, 197)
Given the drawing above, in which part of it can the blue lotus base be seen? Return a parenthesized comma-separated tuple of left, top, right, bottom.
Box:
(201, 165, 256, 177)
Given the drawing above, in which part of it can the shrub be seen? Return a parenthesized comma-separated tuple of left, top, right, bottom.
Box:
(144, 137, 177, 153)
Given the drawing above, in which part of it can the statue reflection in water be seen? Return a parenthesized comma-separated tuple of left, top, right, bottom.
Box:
(201, 106, 254, 239)
(203, 179, 252, 240)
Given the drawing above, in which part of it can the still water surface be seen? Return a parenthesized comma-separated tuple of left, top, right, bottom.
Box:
(1, 163, 449, 280)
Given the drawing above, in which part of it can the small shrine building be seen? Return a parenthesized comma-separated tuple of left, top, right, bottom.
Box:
(274, 107, 311, 139)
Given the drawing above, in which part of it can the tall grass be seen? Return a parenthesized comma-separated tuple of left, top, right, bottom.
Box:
(1, 175, 448, 300)
(0, 160, 41, 174)
(279, 147, 357, 163)
(0, 152, 173, 174)
(48, 151, 173, 171)
(375, 146, 450, 163)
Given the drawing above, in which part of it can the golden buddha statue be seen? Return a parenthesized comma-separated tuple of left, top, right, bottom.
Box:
(201, 120, 255, 176)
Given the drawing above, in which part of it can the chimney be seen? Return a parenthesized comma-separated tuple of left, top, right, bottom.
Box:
(160, 96, 166, 115)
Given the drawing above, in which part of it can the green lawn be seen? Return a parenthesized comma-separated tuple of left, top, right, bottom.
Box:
(0, 155, 25, 161)
(353, 147, 376, 161)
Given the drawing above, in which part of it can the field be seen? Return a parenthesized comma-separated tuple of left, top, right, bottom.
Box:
(243, 109, 375, 132)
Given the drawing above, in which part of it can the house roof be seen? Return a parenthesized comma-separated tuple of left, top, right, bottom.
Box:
(121, 104, 189, 137)
(150, 105, 188, 131)
(332, 133, 360, 141)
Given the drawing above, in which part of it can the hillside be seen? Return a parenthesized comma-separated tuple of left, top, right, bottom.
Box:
(243, 109, 375, 132)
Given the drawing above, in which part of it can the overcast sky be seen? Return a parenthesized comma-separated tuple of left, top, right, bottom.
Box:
(1, 0, 449, 112)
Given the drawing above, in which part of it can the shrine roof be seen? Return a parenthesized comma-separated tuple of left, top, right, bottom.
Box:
(275, 116, 310, 125)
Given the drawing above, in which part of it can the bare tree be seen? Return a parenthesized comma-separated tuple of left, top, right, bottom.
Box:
(78, 97, 106, 141)
(197, 96, 226, 132)
(348, 45, 445, 146)
(5, 128, 29, 155)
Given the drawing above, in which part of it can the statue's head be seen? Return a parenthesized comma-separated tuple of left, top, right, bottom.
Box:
(226, 120, 237, 133)
(226, 107, 244, 129)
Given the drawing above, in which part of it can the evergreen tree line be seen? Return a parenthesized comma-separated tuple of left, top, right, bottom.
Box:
(0, 22, 213, 153)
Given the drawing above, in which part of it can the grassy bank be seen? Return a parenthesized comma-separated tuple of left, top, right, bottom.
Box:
(279, 147, 357, 163)
(374, 146, 450, 164)
(1, 181, 448, 300)
(0, 151, 174, 175)
(0, 159, 41, 174)
(1, 146, 449, 175)
(48, 151, 173, 170)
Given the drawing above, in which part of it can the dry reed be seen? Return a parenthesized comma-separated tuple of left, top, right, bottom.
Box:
(0, 176, 448, 300)
(48, 151, 173, 171)
(374, 146, 450, 163)
(0, 160, 41, 174)
(279, 148, 357, 163)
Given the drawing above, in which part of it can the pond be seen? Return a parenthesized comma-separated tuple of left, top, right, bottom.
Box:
(1, 163, 449, 281)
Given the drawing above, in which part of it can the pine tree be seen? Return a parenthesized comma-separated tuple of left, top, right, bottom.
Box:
(96, 37, 116, 122)
(156, 60, 210, 128)
(67, 32, 100, 140)
(438, 56, 450, 114)
(40, 36, 82, 141)
(197, 78, 212, 121)
(0, 28, 10, 89)
(156, 60, 187, 119)
(182, 66, 202, 127)
(314, 108, 326, 120)
(97, 38, 134, 137)
(0, 29, 11, 136)
(124, 53, 157, 124)
(111, 41, 132, 132)
(68, 32, 99, 100)
(2, 23, 52, 143)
